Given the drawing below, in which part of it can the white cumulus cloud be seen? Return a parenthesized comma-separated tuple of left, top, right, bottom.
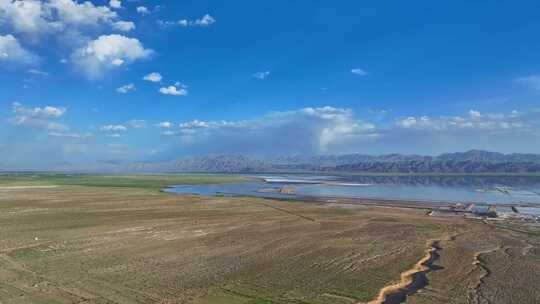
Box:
(167, 106, 378, 155)
(10, 102, 68, 131)
(0, 0, 126, 36)
(109, 0, 121, 9)
(12, 102, 66, 118)
(112, 21, 135, 32)
(70, 34, 153, 79)
(157, 107, 540, 156)
(394, 111, 528, 132)
(159, 82, 188, 96)
(0, 0, 137, 59)
(143, 72, 162, 82)
(0, 0, 60, 36)
(48, 0, 117, 28)
(136, 6, 149, 14)
(0, 34, 38, 65)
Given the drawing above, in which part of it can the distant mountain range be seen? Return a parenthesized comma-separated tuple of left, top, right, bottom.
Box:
(271, 150, 540, 173)
(33, 150, 540, 174)
(275, 150, 540, 166)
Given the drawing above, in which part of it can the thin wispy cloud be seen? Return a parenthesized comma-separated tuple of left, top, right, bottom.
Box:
(351, 68, 368, 76)
(156, 121, 172, 128)
(161, 130, 176, 136)
(158, 14, 216, 28)
(27, 68, 48, 76)
(116, 83, 135, 93)
(514, 75, 540, 90)
(48, 131, 92, 139)
(127, 119, 146, 129)
(180, 14, 216, 27)
(253, 71, 270, 80)
(101, 124, 127, 132)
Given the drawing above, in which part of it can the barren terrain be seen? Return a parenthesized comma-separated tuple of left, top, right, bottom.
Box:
(0, 177, 539, 303)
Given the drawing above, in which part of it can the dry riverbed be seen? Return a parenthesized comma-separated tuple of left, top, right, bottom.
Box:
(0, 185, 539, 304)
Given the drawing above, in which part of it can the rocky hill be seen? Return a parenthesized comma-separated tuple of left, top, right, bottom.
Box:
(43, 150, 540, 174)
(332, 160, 540, 174)
(437, 150, 540, 163)
(272, 150, 540, 173)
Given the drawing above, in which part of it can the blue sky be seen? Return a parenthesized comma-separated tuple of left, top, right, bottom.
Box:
(1, 0, 540, 167)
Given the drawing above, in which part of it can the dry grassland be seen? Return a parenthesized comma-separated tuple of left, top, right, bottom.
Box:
(0, 185, 538, 304)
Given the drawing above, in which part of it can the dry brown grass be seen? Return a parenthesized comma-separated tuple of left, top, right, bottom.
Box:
(0, 186, 538, 304)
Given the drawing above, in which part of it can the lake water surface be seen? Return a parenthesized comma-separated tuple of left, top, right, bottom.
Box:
(165, 174, 540, 214)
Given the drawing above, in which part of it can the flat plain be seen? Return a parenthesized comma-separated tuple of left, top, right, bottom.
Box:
(0, 174, 539, 304)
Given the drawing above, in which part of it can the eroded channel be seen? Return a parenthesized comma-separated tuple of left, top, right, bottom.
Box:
(366, 239, 442, 304)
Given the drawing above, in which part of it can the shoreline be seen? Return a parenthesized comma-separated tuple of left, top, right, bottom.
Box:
(164, 188, 540, 212)
(3, 171, 540, 177)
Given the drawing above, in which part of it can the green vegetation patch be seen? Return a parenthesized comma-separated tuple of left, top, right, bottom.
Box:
(0, 173, 248, 190)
